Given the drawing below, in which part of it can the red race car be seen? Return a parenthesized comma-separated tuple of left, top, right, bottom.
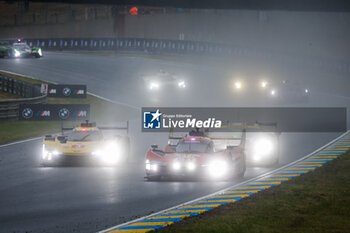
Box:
(145, 130, 246, 180)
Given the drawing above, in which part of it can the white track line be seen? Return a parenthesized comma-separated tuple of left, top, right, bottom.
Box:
(97, 130, 349, 233)
(0, 137, 41, 148)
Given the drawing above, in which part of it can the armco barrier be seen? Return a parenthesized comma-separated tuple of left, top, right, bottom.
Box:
(0, 74, 42, 98)
(22, 38, 350, 77)
(0, 95, 47, 120)
(0, 73, 46, 120)
(24, 38, 240, 56)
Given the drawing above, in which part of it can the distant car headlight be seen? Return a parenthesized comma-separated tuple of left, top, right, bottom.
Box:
(209, 160, 228, 177)
(14, 49, 20, 57)
(177, 81, 186, 88)
(261, 81, 268, 88)
(38, 48, 42, 56)
(149, 81, 160, 90)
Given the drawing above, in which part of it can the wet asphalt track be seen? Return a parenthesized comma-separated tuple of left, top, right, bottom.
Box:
(0, 52, 348, 232)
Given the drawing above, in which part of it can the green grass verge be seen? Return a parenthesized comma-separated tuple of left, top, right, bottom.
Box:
(0, 71, 138, 145)
(0, 90, 20, 99)
(156, 150, 350, 233)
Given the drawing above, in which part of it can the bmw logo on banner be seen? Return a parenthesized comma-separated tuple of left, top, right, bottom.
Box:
(22, 108, 33, 119)
(19, 104, 90, 121)
(58, 108, 70, 119)
(63, 87, 71, 96)
(45, 84, 87, 98)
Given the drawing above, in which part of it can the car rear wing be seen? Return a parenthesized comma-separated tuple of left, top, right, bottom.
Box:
(167, 121, 278, 145)
(61, 121, 129, 135)
(167, 128, 246, 148)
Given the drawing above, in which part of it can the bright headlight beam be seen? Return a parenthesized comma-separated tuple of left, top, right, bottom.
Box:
(186, 161, 196, 171)
(42, 145, 48, 159)
(234, 82, 242, 89)
(151, 164, 158, 171)
(172, 161, 181, 170)
(209, 160, 227, 178)
(52, 150, 60, 156)
(100, 142, 120, 164)
(261, 81, 268, 88)
(270, 89, 276, 96)
(178, 81, 186, 88)
(253, 138, 274, 157)
(14, 49, 20, 57)
(149, 82, 160, 90)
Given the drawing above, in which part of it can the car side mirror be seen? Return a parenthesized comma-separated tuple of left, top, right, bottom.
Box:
(57, 136, 67, 144)
(151, 144, 158, 150)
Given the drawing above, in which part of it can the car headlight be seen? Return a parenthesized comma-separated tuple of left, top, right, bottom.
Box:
(42, 144, 48, 159)
(209, 160, 228, 177)
(38, 48, 42, 56)
(177, 81, 186, 88)
(253, 137, 274, 158)
(145, 159, 151, 170)
(186, 161, 196, 171)
(151, 164, 158, 171)
(52, 150, 61, 156)
(145, 160, 159, 171)
(93, 142, 121, 164)
(42, 144, 61, 161)
(149, 81, 160, 90)
(172, 161, 182, 171)
(14, 49, 20, 57)
(99, 142, 120, 164)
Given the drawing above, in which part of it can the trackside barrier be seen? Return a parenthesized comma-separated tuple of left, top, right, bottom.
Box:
(0, 74, 41, 98)
(22, 38, 350, 76)
(0, 73, 46, 120)
(0, 95, 46, 120)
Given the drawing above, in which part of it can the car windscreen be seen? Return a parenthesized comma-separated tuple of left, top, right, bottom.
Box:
(176, 140, 210, 153)
(67, 131, 102, 141)
(13, 43, 30, 50)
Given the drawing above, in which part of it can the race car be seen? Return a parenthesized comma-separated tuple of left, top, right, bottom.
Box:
(145, 129, 246, 180)
(0, 39, 42, 58)
(268, 80, 310, 104)
(143, 69, 186, 90)
(41, 121, 129, 166)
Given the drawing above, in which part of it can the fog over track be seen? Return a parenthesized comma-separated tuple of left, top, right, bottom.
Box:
(0, 52, 348, 233)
